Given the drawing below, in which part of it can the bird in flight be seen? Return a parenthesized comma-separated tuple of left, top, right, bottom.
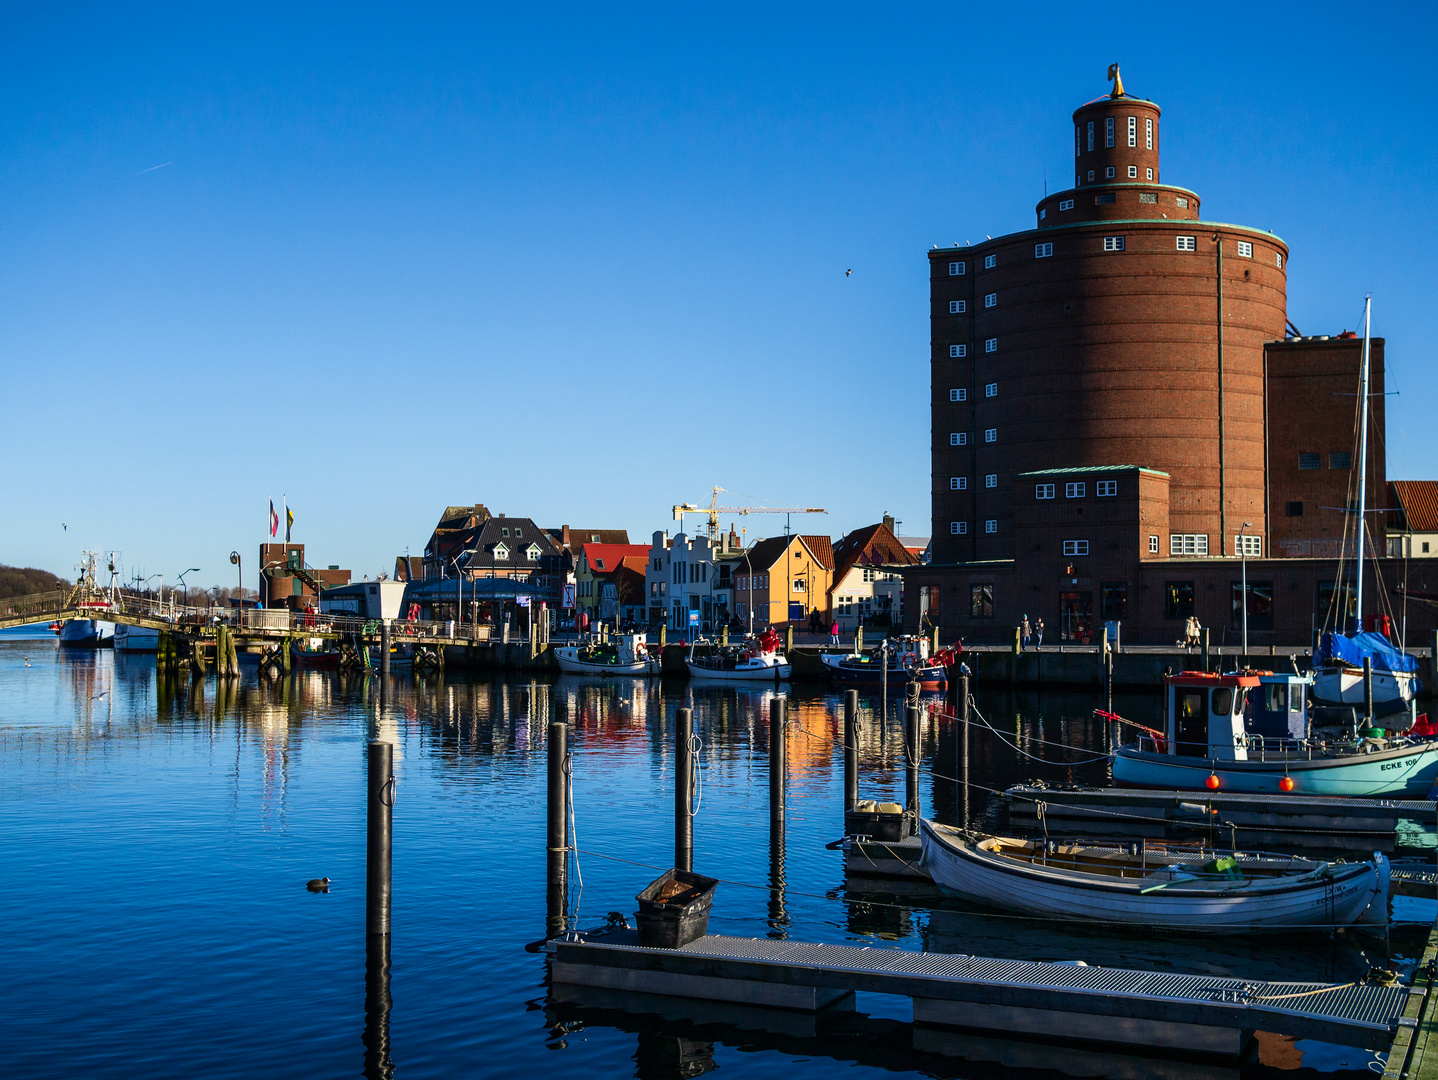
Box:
(91, 691, 109, 700)
(62, 523, 67, 531)
(845, 269, 852, 277)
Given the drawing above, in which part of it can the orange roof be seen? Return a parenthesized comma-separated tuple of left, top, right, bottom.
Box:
(1391, 481, 1438, 532)
(799, 535, 834, 570)
(580, 543, 652, 574)
(831, 522, 919, 584)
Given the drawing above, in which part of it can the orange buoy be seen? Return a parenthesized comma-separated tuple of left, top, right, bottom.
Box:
(1279, 776, 1294, 792)
(1205, 774, 1220, 790)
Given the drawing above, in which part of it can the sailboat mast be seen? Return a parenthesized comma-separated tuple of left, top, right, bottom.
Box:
(1354, 297, 1372, 633)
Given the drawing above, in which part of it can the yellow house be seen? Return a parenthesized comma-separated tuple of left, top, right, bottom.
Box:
(732, 534, 833, 629)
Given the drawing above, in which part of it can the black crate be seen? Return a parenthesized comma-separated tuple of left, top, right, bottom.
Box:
(845, 808, 909, 842)
(634, 869, 719, 949)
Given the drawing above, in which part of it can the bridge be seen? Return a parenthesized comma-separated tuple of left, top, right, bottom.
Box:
(0, 586, 546, 675)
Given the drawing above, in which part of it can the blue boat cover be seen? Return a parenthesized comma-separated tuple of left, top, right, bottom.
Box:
(1316, 631, 1419, 675)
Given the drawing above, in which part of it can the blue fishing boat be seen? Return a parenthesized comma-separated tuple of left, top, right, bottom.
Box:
(1111, 670, 1438, 797)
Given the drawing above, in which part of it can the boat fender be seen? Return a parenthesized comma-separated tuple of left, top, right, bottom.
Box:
(876, 802, 903, 814)
(1177, 801, 1216, 816)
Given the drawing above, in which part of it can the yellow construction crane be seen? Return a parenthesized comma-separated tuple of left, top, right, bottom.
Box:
(672, 487, 828, 541)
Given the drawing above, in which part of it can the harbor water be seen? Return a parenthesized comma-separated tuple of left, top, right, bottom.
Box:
(3, 631, 1424, 1079)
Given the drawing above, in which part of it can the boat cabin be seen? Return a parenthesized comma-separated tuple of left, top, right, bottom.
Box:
(1246, 673, 1312, 744)
(616, 634, 649, 665)
(1162, 672, 1260, 760)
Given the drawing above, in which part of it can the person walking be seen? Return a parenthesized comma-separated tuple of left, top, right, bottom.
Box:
(1020, 614, 1031, 650)
(1033, 616, 1044, 647)
(829, 619, 840, 646)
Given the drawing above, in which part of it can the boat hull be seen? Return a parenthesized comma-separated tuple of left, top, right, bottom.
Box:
(114, 625, 160, 653)
(918, 820, 1386, 932)
(820, 654, 947, 692)
(59, 619, 115, 647)
(685, 658, 791, 681)
(1313, 666, 1417, 708)
(1112, 741, 1438, 797)
(554, 648, 660, 676)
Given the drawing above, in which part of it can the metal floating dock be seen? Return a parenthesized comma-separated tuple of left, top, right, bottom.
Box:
(548, 930, 1408, 1056)
(1002, 786, 1434, 852)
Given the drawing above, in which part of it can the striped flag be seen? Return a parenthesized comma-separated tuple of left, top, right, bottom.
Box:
(286, 504, 294, 543)
(269, 500, 279, 538)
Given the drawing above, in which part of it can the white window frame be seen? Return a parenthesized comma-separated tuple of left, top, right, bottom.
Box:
(949, 344, 966, 357)
(493, 543, 510, 561)
(950, 476, 967, 490)
(1106, 117, 1114, 148)
(1106, 166, 1115, 178)
(949, 299, 966, 313)
(949, 387, 966, 402)
(984, 381, 997, 397)
(984, 292, 997, 308)
(1065, 482, 1086, 498)
(1035, 241, 1054, 257)
(1035, 483, 1055, 500)
(985, 519, 998, 534)
(1096, 480, 1118, 497)
(984, 254, 997, 269)
(1058, 199, 1074, 211)
(1087, 120, 1094, 152)
(1128, 116, 1136, 147)
(1236, 240, 1253, 258)
(1128, 165, 1138, 178)
(1170, 534, 1210, 556)
(1146, 167, 1154, 180)
(1176, 236, 1196, 252)
(984, 427, 997, 443)
(1149, 534, 1159, 554)
(949, 432, 967, 446)
(985, 473, 997, 488)
(1235, 535, 1262, 557)
(1075, 125, 1081, 157)
(1146, 117, 1153, 150)
(1103, 235, 1125, 252)
(1062, 540, 1089, 556)
(1276, 253, 1284, 268)
(984, 337, 997, 353)
(1087, 170, 1095, 182)
(948, 261, 965, 275)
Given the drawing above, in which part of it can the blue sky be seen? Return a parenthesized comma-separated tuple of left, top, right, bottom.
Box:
(3, 3, 1434, 588)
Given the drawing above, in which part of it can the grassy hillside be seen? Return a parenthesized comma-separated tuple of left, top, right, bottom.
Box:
(0, 565, 71, 599)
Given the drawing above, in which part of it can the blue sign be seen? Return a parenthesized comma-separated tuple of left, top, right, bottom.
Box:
(689, 610, 700, 626)
(788, 602, 805, 622)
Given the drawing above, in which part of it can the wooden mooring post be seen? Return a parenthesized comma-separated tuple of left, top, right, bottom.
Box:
(546, 720, 569, 938)
(769, 697, 786, 827)
(843, 689, 858, 814)
(675, 707, 694, 873)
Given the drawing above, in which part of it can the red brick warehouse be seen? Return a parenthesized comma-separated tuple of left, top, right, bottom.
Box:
(907, 68, 1423, 647)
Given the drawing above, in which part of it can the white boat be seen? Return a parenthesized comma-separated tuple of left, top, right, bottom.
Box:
(114, 624, 159, 652)
(919, 820, 1389, 933)
(59, 551, 119, 648)
(685, 628, 791, 681)
(555, 634, 660, 676)
(1111, 670, 1438, 796)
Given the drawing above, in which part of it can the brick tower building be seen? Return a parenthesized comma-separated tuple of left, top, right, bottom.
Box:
(931, 72, 1288, 565)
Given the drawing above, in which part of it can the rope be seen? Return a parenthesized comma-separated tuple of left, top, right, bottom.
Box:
(565, 750, 582, 927)
(687, 729, 704, 818)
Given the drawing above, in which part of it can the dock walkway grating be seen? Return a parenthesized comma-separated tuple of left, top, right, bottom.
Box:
(550, 931, 1409, 1054)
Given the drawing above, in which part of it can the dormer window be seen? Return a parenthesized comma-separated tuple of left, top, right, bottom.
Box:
(494, 543, 510, 561)
(526, 544, 541, 562)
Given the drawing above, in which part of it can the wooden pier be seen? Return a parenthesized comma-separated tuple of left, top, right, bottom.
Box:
(548, 929, 1410, 1056)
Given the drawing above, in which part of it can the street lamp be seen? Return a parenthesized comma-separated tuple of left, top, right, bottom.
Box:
(177, 568, 200, 609)
(230, 551, 242, 626)
(1238, 522, 1251, 656)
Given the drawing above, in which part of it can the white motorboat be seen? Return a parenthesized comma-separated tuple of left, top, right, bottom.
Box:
(685, 628, 791, 681)
(114, 624, 159, 652)
(919, 820, 1389, 933)
(555, 634, 660, 676)
(59, 551, 119, 648)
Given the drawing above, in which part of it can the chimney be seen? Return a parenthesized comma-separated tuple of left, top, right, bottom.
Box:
(883, 513, 896, 533)
(561, 524, 571, 550)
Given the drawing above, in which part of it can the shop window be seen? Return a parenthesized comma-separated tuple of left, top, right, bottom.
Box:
(1232, 581, 1274, 630)
(970, 584, 994, 618)
(1165, 581, 1195, 619)
(1101, 582, 1128, 621)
